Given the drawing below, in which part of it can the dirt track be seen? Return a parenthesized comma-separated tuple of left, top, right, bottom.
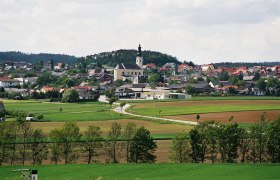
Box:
(166, 110, 280, 123)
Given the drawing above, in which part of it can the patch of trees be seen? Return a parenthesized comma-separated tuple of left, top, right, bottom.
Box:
(256, 77, 280, 96)
(83, 49, 180, 67)
(0, 122, 157, 165)
(0, 51, 77, 64)
(170, 114, 280, 163)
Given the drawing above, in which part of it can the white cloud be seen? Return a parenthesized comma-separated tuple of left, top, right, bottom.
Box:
(0, 0, 280, 64)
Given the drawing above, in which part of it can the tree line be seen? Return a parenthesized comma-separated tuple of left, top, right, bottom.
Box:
(170, 114, 280, 163)
(1, 114, 280, 166)
(0, 120, 157, 165)
(0, 51, 77, 64)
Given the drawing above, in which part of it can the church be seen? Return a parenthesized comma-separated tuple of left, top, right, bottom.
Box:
(114, 45, 144, 84)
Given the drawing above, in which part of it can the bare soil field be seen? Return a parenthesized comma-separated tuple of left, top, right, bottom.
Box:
(165, 110, 280, 123)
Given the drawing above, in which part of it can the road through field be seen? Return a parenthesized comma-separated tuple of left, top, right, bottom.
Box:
(113, 104, 198, 125)
(99, 95, 197, 125)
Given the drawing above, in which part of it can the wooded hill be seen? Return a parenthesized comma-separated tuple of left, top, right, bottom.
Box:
(85, 49, 180, 67)
(0, 51, 77, 64)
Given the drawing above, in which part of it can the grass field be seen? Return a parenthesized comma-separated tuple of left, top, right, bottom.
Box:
(124, 96, 280, 103)
(130, 100, 280, 117)
(4, 100, 128, 121)
(1, 163, 280, 180)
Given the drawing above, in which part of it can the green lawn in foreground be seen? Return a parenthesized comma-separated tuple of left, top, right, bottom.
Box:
(4, 100, 128, 121)
(132, 104, 280, 117)
(1, 163, 280, 180)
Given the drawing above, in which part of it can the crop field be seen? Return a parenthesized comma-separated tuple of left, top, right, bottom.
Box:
(166, 110, 280, 124)
(1, 163, 280, 180)
(130, 100, 280, 123)
(3, 100, 128, 121)
(30, 119, 192, 135)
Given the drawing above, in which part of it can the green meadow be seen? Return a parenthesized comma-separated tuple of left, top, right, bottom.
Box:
(124, 96, 280, 103)
(4, 100, 128, 121)
(1, 163, 280, 180)
(131, 103, 280, 117)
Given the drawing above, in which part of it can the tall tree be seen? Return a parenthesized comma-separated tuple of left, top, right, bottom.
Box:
(59, 122, 81, 164)
(17, 119, 32, 165)
(83, 126, 103, 164)
(123, 123, 137, 163)
(203, 122, 219, 163)
(30, 129, 48, 165)
(249, 113, 269, 163)
(189, 127, 207, 163)
(169, 131, 191, 163)
(267, 116, 280, 163)
(105, 122, 122, 163)
(0, 122, 17, 165)
(129, 126, 157, 163)
(239, 128, 250, 163)
(217, 122, 240, 163)
(49, 129, 62, 165)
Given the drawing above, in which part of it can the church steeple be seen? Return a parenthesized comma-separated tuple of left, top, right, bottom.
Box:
(136, 44, 143, 68)
(137, 44, 142, 57)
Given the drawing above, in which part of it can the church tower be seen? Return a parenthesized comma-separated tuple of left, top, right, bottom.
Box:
(136, 44, 143, 68)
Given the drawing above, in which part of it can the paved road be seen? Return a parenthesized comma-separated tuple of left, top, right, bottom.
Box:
(99, 95, 197, 125)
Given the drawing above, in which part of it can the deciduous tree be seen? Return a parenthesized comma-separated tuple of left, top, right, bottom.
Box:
(105, 122, 122, 163)
(169, 131, 191, 163)
(129, 126, 157, 163)
(83, 126, 103, 164)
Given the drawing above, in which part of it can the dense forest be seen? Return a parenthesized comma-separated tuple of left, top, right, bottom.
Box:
(213, 62, 280, 68)
(85, 49, 180, 67)
(0, 51, 78, 64)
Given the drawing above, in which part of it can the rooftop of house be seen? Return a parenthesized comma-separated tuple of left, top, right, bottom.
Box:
(115, 63, 142, 70)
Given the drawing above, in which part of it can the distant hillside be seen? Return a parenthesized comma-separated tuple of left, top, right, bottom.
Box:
(0, 51, 78, 64)
(213, 62, 280, 68)
(86, 49, 180, 67)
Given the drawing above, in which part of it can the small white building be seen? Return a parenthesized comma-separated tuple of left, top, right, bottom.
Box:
(142, 90, 191, 100)
(0, 79, 20, 87)
(14, 77, 38, 85)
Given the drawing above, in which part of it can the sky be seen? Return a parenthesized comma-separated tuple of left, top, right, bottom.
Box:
(0, 0, 280, 64)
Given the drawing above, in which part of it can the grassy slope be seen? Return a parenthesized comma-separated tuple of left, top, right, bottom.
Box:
(4, 101, 128, 121)
(1, 163, 280, 180)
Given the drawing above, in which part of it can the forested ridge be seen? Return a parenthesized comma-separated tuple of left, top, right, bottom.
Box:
(85, 49, 180, 67)
(0, 51, 77, 64)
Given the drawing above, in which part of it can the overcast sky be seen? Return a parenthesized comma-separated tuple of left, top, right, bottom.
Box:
(1, 0, 280, 64)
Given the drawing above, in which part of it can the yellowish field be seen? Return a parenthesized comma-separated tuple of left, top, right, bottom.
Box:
(31, 119, 193, 135)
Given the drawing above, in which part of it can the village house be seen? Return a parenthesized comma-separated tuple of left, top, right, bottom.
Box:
(14, 77, 38, 86)
(115, 83, 191, 100)
(178, 64, 193, 73)
(0, 77, 20, 88)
